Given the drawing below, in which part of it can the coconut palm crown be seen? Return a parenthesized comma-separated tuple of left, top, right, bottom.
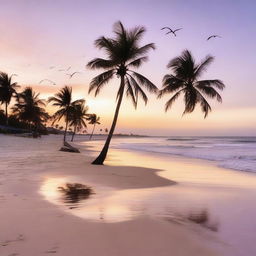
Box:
(69, 101, 89, 141)
(12, 87, 49, 130)
(48, 86, 84, 142)
(87, 21, 158, 164)
(0, 72, 20, 125)
(158, 50, 225, 117)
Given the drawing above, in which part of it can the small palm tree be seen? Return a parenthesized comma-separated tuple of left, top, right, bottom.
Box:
(158, 50, 225, 117)
(87, 114, 100, 140)
(0, 72, 20, 125)
(12, 87, 49, 131)
(87, 21, 158, 164)
(48, 86, 84, 142)
(69, 101, 89, 142)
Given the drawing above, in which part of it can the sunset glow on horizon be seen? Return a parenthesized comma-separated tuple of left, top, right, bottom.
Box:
(1, 0, 255, 136)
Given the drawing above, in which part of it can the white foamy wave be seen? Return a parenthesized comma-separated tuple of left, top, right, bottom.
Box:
(112, 137, 256, 173)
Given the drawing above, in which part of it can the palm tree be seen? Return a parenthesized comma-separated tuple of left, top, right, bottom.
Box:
(87, 21, 158, 164)
(0, 72, 20, 125)
(69, 101, 89, 142)
(158, 50, 225, 117)
(87, 114, 100, 140)
(12, 87, 49, 131)
(48, 86, 84, 143)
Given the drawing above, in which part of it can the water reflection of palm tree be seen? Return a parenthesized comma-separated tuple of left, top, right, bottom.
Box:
(87, 21, 158, 164)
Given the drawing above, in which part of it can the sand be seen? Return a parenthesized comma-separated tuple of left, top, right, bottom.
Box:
(0, 134, 221, 256)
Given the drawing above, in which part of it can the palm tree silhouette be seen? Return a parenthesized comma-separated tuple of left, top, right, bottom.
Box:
(158, 50, 225, 117)
(87, 114, 100, 140)
(69, 101, 89, 142)
(0, 72, 20, 125)
(87, 21, 158, 164)
(48, 86, 84, 143)
(12, 87, 49, 132)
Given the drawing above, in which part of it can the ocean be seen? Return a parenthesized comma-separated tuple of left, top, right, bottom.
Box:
(105, 136, 256, 173)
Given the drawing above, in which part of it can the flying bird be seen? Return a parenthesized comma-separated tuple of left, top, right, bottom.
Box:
(66, 72, 81, 79)
(49, 66, 55, 69)
(39, 79, 56, 85)
(161, 27, 182, 36)
(207, 35, 221, 41)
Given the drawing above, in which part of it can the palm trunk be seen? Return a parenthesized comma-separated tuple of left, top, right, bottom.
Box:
(92, 76, 125, 165)
(63, 120, 69, 143)
(89, 124, 96, 140)
(71, 126, 76, 142)
(5, 102, 8, 126)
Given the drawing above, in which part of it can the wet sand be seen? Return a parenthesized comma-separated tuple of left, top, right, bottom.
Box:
(1, 134, 252, 255)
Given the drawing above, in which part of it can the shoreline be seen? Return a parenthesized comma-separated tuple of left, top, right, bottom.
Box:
(1, 134, 254, 255)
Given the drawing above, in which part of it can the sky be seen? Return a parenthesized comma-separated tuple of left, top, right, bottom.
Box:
(0, 0, 255, 136)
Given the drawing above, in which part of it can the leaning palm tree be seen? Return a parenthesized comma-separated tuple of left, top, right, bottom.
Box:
(158, 50, 225, 117)
(0, 72, 20, 125)
(87, 114, 100, 140)
(87, 21, 158, 164)
(48, 86, 84, 142)
(12, 87, 49, 131)
(69, 101, 89, 142)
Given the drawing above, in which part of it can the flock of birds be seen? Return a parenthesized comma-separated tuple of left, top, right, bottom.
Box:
(38, 66, 82, 85)
(11, 27, 221, 86)
(161, 27, 221, 40)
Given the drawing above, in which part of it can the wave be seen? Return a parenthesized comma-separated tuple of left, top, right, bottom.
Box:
(113, 137, 256, 174)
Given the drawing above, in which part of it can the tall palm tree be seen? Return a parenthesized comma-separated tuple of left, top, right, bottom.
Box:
(12, 87, 49, 131)
(158, 50, 225, 117)
(0, 72, 20, 125)
(87, 114, 100, 140)
(87, 21, 158, 164)
(69, 101, 89, 142)
(48, 86, 84, 142)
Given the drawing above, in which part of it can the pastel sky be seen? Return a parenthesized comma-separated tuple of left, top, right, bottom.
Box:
(0, 0, 255, 136)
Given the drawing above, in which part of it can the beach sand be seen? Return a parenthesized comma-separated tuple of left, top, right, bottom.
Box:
(0, 134, 250, 256)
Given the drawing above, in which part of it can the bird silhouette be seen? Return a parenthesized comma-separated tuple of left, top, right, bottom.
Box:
(207, 35, 221, 41)
(39, 79, 56, 85)
(161, 27, 182, 36)
(66, 72, 81, 79)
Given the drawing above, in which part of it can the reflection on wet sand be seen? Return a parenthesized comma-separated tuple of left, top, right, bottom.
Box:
(40, 176, 219, 228)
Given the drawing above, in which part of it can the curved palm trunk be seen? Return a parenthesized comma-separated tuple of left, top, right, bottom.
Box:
(92, 76, 125, 165)
(5, 102, 8, 126)
(63, 120, 69, 143)
(89, 124, 96, 140)
(71, 126, 76, 142)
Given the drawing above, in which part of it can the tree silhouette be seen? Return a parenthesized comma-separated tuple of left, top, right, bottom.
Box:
(158, 50, 225, 117)
(87, 21, 157, 164)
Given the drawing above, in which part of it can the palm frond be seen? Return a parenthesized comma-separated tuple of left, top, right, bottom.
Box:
(127, 56, 148, 68)
(130, 71, 158, 93)
(194, 55, 214, 79)
(88, 70, 115, 96)
(87, 58, 115, 70)
(195, 80, 225, 90)
(165, 89, 184, 112)
(196, 85, 222, 102)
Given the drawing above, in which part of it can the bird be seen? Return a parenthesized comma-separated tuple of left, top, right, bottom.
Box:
(39, 79, 56, 85)
(161, 27, 182, 36)
(207, 35, 221, 41)
(66, 72, 81, 79)
(49, 66, 55, 69)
